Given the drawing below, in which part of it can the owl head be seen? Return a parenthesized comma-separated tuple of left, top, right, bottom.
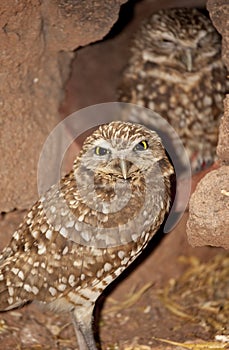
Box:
(134, 8, 221, 72)
(74, 121, 173, 181)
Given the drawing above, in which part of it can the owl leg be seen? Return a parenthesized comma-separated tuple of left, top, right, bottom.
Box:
(71, 306, 97, 350)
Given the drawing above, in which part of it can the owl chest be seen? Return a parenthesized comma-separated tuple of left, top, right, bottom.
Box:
(126, 67, 223, 123)
(139, 69, 206, 97)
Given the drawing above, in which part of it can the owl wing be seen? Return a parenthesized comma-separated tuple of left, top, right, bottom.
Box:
(0, 173, 120, 310)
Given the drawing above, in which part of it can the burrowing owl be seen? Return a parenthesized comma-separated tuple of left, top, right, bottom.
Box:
(0, 121, 173, 349)
(118, 8, 228, 172)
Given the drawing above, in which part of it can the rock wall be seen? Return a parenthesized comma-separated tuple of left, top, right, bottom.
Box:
(187, 0, 229, 249)
(0, 0, 126, 212)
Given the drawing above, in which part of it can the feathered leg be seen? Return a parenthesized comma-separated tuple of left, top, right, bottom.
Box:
(71, 305, 97, 350)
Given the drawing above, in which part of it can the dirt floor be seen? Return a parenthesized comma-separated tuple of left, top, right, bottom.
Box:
(0, 0, 228, 349)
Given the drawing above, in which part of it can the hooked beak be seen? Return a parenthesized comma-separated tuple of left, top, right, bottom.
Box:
(185, 49, 192, 72)
(119, 159, 128, 180)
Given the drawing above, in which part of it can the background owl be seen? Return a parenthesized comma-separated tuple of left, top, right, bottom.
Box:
(0, 121, 173, 349)
(118, 8, 228, 172)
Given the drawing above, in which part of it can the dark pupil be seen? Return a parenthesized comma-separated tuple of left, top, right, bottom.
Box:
(99, 147, 107, 155)
(95, 146, 107, 155)
(135, 141, 148, 151)
(162, 39, 171, 43)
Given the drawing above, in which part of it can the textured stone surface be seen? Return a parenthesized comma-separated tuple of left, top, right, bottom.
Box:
(187, 166, 229, 249)
(0, 0, 126, 212)
(217, 96, 229, 163)
(207, 0, 229, 70)
(207, 0, 229, 165)
(187, 0, 229, 249)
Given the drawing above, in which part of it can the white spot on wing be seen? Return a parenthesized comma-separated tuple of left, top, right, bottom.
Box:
(13, 231, 19, 240)
(28, 257, 33, 265)
(131, 233, 138, 242)
(96, 269, 103, 278)
(8, 297, 14, 305)
(18, 271, 24, 280)
(38, 243, 46, 255)
(118, 251, 125, 260)
(80, 274, 85, 281)
(12, 268, 19, 275)
(45, 229, 53, 240)
(66, 220, 74, 228)
(62, 246, 68, 255)
(49, 287, 57, 296)
(68, 274, 75, 287)
(24, 284, 32, 292)
(8, 287, 14, 296)
(32, 286, 39, 295)
(57, 284, 66, 292)
(40, 224, 48, 233)
(81, 231, 91, 242)
(50, 206, 56, 213)
(60, 227, 68, 237)
(121, 257, 129, 266)
(31, 230, 39, 239)
(104, 262, 112, 272)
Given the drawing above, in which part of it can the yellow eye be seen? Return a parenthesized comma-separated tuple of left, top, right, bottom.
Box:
(134, 140, 149, 151)
(95, 146, 109, 156)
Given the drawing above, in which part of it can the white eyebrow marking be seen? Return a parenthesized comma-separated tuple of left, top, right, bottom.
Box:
(93, 140, 111, 149)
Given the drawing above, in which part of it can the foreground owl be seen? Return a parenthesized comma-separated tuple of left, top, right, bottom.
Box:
(0, 121, 173, 349)
(118, 8, 228, 172)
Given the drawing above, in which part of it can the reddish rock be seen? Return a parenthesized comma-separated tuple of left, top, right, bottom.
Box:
(207, 0, 229, 70)
(0, 0, 126, 212)
(187, 166, 229, 249)
(187, 1, 229, 249)
(217, 96, 229, 163)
